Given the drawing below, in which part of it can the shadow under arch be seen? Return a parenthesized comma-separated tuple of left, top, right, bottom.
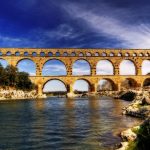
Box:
(96, 59, 114, 75)
(119, 59, 137, 75)
(72, 59, 91, 75)
(16, 58, 36, 76)
(143, 78, 150, 87)
(97, 78, 117, 91)
(42, 59, 67, 76)
(42, 79, 68, 93)
(121, 78, 138, 90)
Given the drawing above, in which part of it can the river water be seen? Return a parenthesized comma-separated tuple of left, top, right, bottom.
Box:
(0, 96, 141, 150)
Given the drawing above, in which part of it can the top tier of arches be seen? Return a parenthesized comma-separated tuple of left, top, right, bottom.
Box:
(0, 48, 149, 57)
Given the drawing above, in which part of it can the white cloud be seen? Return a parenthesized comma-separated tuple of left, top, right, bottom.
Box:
(45, 24, 79, 40)
(63, 3, 150, 48)
(43, 64, 66, 72)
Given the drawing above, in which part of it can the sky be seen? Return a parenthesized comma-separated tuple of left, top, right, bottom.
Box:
(0, 0, 150, 91)
(0, 0, 150, 48)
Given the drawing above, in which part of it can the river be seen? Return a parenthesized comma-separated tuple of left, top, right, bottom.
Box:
(0, 96, 141, 150)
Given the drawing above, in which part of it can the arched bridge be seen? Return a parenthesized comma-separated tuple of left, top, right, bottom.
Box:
(0, 48, 150, 97)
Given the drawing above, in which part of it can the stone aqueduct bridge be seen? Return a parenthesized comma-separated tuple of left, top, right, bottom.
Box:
(0, 48, 150, 96)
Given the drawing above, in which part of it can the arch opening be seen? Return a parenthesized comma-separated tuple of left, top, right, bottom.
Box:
(48, 52, 53, 56)
(24, 52, 28, 56)
(71, 52, 76, 56)
(73, 79, 90, 94)
(119, 60, 136, 75)
(32, 52, 37, 57)
(0, 59, 8, 68)
(97, 79, 116, 91)
(72, 59, 91, 76)
(63, 52, 68, 56)
(17, 59, 36, 76)
(96, 60, 114, 75)
(95, 52, 99, 56)
(15, 52, 20, 56)
(143, 78, 150, 87)
(42, 59, 67, 76)
(142, 60, 150, 75)
(43, 79, 67, 95)
(121, 78, 138, 90)
(6, 51, 11, 56)
(40, 52, 45, 57)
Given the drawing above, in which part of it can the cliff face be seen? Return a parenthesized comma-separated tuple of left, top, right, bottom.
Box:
(0, 89, 46, 100)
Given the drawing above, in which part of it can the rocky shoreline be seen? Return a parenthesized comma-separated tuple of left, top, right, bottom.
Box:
(0, 89, 46, 101)
(116, 90, 150, 150)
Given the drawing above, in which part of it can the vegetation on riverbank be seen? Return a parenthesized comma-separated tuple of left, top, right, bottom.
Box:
(117, 90, 150, 150)
(127, 118, 150, 150)
(0, 64, 35, 91)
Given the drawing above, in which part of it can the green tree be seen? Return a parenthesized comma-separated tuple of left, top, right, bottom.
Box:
(4, 65, 18, 87)
(0, 63, 35, 91)
(16, 72, 35, 91)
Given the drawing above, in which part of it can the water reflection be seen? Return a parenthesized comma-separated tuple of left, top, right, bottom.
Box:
(0, 97, 142, 150)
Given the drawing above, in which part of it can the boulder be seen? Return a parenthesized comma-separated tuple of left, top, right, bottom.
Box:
(121, 128, 137, 142)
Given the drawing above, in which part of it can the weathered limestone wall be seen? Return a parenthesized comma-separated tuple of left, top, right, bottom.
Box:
(0, 48, 149, 96)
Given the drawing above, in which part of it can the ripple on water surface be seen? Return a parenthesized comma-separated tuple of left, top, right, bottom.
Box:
(0, 97, 141, 150)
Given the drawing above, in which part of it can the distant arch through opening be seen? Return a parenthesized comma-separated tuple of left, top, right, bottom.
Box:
(121, 78, 138, 90)
(97, 79, 116, 91)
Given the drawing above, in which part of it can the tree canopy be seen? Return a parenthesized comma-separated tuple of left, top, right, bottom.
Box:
(0, 64, 35, 91)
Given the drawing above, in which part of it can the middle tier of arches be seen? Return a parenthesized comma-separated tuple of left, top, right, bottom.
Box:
(0, 58, 150, 76)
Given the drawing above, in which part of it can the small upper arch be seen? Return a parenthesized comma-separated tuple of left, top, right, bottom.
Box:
(101, 52, 107, 56)
(86, 52, 92, 56)
(109, 52, 114, 57)
(6, 51, 11, 56)
(15, 51, 20, 56)
(63, 52, 68, 56)
(79, 52, 84, 57)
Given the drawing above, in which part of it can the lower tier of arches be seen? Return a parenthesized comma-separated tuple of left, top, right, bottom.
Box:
(29, 76, 150, 97)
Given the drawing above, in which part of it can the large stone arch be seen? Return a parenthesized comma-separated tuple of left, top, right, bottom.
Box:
(16, 58, 36, 76)
(0, 58, 9, 68)
(121, 78, 138, 90)
(96, 59, 114, 75)
(119, 59, 137, 75)
(42, 59, 67, 76)
(142, 60, 150, 75)
(97, 78, 117, 91)
(72, 59, 91, 75)
(73, 78, 92, 92)
(42, 79, 67, 93)
(143, 78, 150, 87)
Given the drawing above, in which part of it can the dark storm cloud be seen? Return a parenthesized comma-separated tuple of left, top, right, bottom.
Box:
(0, 0, 150, 48)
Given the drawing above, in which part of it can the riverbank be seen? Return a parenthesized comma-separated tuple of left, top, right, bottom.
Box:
(0, 88, 46, 101)
(116, 91, 150, 150)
